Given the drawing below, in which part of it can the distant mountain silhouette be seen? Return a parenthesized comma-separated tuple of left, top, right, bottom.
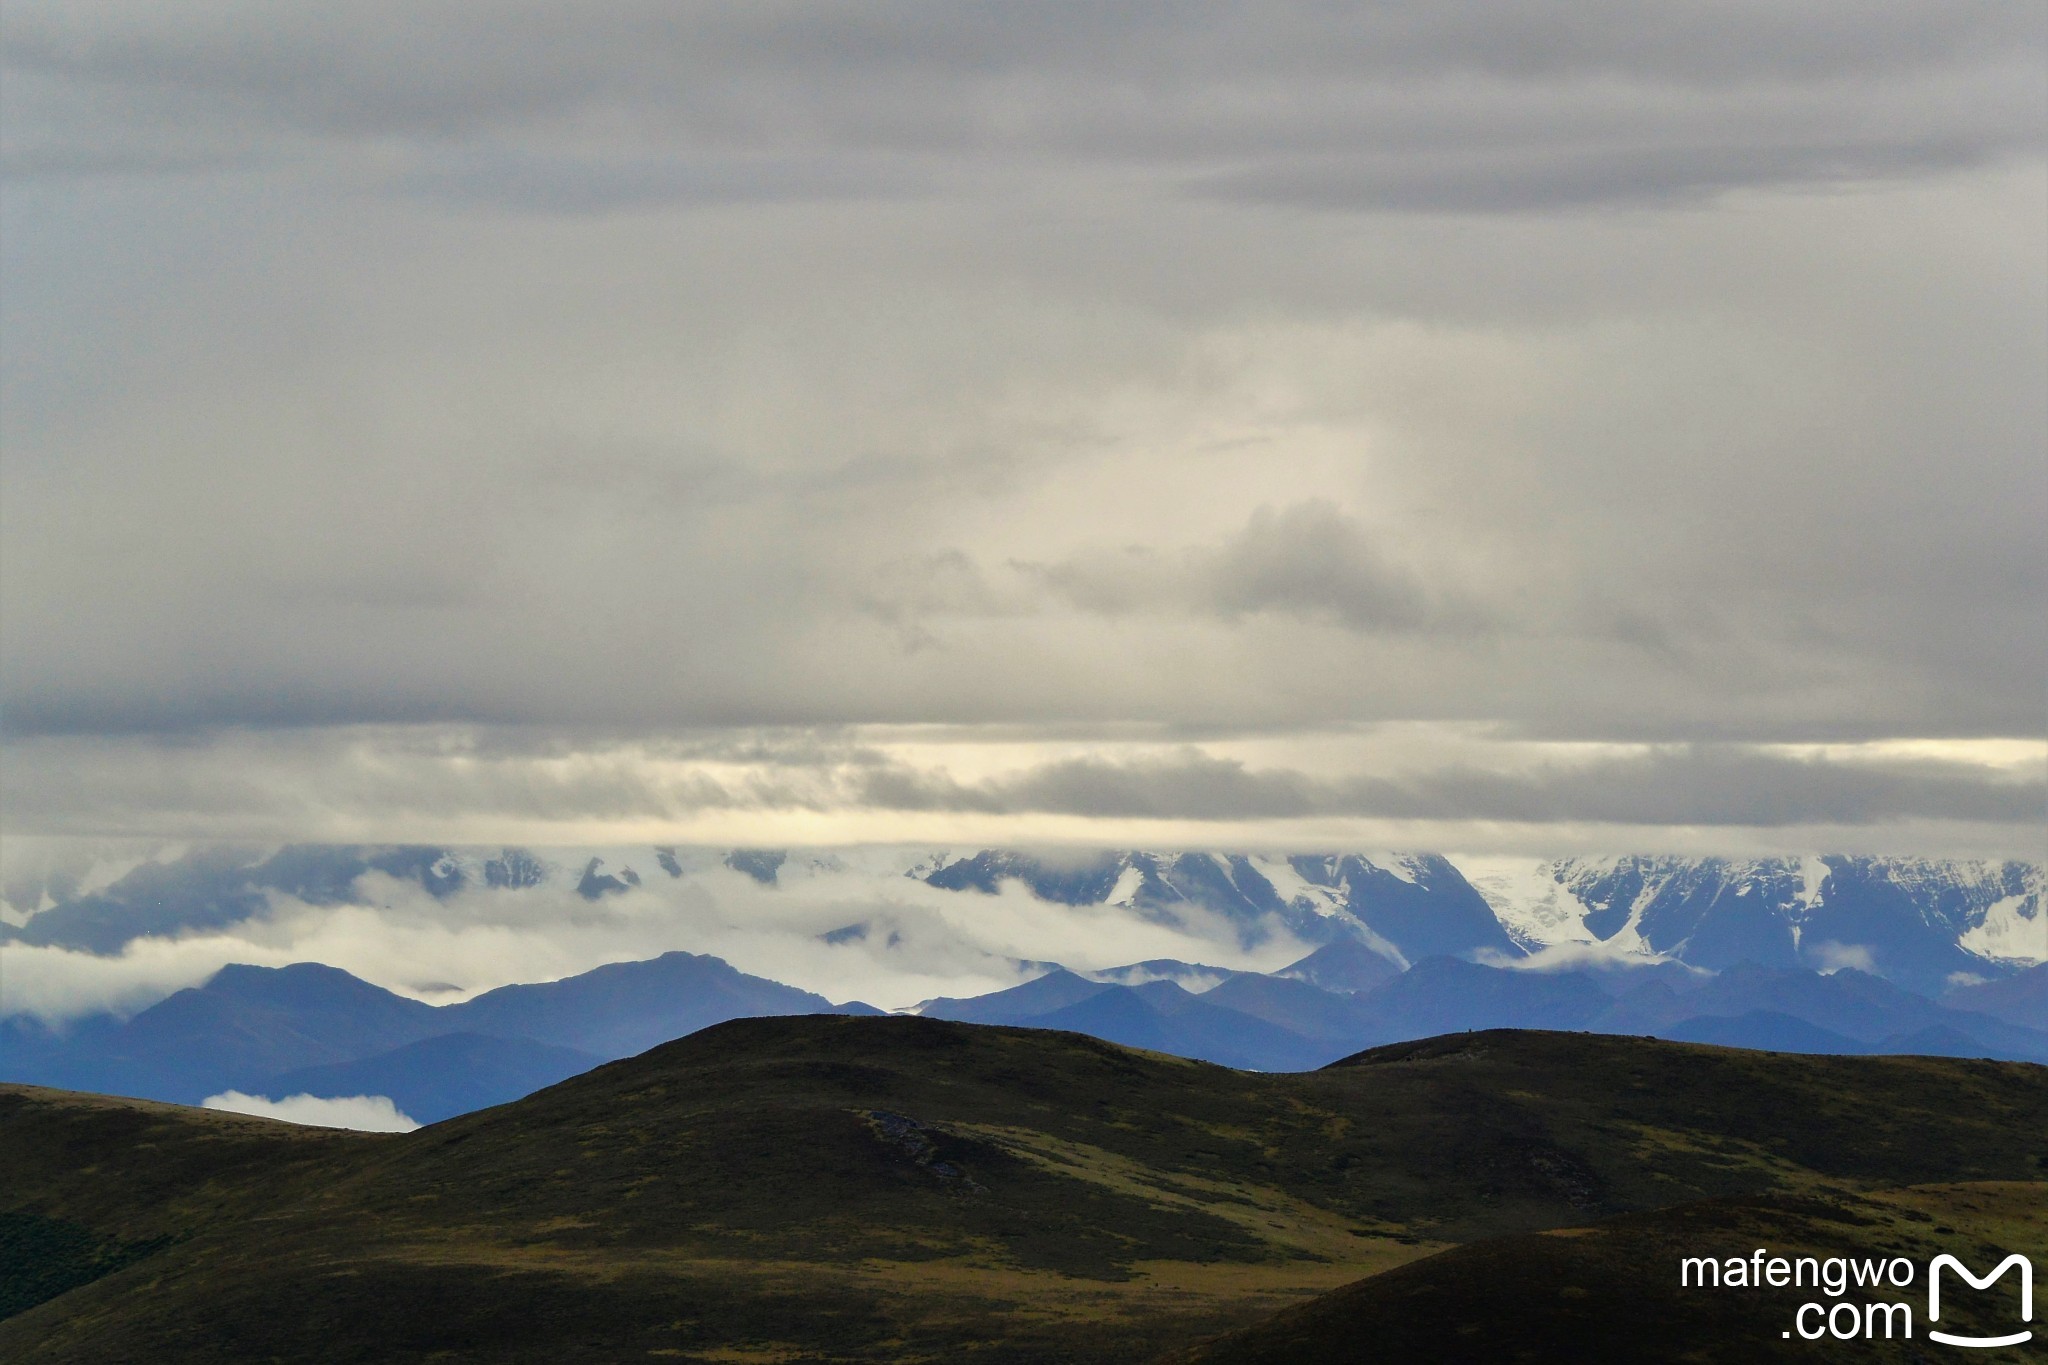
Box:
(1024, 980, 1334, 1071)
(1658, 1010, 1864, 1054)
(1943, 961, 2048, 1030)
(18, 963, 442, 1103)
(1354, 956, 1611, 1035)
(1200, 973, 1381, 1043)
(1594, 962, 2048, 1060)
(918, 968, 1115, 1025)
(255, 1032, 603, 1124)
(441, 951, 837, 1058)
(1273, 937, 1402, 994)
(3, 953, 865, 1108)
(9, 950, 2048, 1124)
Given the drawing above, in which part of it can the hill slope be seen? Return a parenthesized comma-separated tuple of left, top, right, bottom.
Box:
(1166, 1181, 2048, 1364)
(4, 1019, 2046, 1363)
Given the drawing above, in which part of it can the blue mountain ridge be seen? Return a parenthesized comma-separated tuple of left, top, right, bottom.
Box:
(1, 952, 866, 1109)
(1942, 962, 2048, 1031)
(1659, 1011, 1867, 1054)
(9, 948, 2046, 1126)
(258, 1033, 603, 1125)
(1273, 937, 1402, 995)
(3, 847, 2040, 1121)
(1024, 980, 1334, 1072)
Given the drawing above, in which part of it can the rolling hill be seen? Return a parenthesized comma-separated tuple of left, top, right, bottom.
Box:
(4, 1018, 2045, 1362)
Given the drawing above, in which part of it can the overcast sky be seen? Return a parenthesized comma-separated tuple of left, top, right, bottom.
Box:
(2, 1, 2043, 854)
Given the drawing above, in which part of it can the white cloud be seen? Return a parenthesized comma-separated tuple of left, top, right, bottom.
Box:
(1809, 941, 1879, 974)
(202, 1090, 420, 1132)
(0, 939, 239, 1021)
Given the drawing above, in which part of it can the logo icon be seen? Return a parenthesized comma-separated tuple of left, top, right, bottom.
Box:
(1927, 1253, 2033, 1349)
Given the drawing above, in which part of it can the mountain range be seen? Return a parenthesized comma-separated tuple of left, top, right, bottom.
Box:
(3, 844, 2041, 1124)
(7, 845, 2039, 995)
(6, 946, 2046, 1125)
(1, 952, 875, 1120)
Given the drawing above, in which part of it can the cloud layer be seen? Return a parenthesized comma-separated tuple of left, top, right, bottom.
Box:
(1, 2, 2041, 851)
(7, 3, 2040, 199)
(3, 727, 2037, 858)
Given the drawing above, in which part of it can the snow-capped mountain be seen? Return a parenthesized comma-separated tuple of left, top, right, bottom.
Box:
(903, 849, 2041, 992)
(1459, 855, 2043, 993)
(917, 849, 1517, 964)
(4, 845, 2040, 998)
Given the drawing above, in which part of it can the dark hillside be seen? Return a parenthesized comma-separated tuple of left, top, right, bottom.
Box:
(1165, 1180, 2047, 1364)
(4, 1018, 2044, 1363)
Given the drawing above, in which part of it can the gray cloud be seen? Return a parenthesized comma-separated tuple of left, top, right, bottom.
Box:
(5, 2, 2039, 205)
(1024, 501, 1450, 632)
(1203, 501, 1439, 629)
(0, 2, 2041, 848)
(857, 746, 2044, 828)
(10, 724, 2031, 842)
(394, 151, 938, 214)
(1194, 139, 1995, 213)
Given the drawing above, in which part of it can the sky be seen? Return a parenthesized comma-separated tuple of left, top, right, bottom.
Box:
(3, 1, 2045, 858)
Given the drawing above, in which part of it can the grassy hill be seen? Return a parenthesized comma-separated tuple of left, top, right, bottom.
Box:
(1165, 1181, 2048, 1364)
(5, 1017, 2045, 1362)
